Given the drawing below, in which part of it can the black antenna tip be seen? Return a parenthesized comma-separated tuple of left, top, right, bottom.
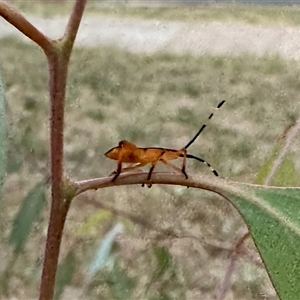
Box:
(217, 100, 226, 108)
(213, 170, 219, 176)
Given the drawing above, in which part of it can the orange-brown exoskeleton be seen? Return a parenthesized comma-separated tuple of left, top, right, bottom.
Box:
(105, 100, 225, 184)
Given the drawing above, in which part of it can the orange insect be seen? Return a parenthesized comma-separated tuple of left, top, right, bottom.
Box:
(105, 100, 225, 184)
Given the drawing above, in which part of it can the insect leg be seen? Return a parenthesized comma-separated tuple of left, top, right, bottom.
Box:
(160, 160, 188, 179)
(147, 164, 156, 181)
(181, 149, 188, 179)
(146, 151, 165, 182)
(120, 162, 147, 173)
(110, 162, 148, 182)
(141, 164, 156, 188)
(112, 161, 122, 181)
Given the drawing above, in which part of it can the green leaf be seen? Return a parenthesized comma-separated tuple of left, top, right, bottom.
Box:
(54, 251, 76, 300)
(76, 210, 112, 236)
(106, 260, 135, 300)
(9, 182, 46, 254)
(272, 157, 300, 186)
(0, 71, 7, 199)
(256, 144, 300, 186)
(221, 182, 300, 300)
(149, 293, 172, 300)
(154, 246, 172, 279)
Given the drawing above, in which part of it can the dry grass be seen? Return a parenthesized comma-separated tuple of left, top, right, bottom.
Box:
(9, 1, 300, 26)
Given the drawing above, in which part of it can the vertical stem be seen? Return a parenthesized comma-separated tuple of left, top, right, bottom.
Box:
(39, 51, 69, 300)
(1, 1, 87, 299)
(39, 1, 87, 297)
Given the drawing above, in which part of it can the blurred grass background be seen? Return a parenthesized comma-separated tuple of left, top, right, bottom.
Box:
(9, 1, 300, 26)
(1, 3, 300, 299)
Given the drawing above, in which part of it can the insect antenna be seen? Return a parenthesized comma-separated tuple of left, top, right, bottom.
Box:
(185, 154, 218, 176)
(184, 100, 225, 149)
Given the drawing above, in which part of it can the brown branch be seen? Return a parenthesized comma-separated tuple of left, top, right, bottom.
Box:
(39, 52, 68, 300)
(63, 0, 87, 47)
(74, 172, 226, 198)
(215, 228, 249, 300)
(39, 200, 71, 300)
(264, 117, 300, 185)
(39, 0, 87, 299)
(0, 1, 53, 53)
(215, 250, 238, 300)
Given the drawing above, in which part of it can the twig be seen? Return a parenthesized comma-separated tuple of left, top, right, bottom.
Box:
(216, 251, 238, 300)
(264, 118, 300, 185)
(215, 228, 249, 300)
(0, 1, 53, 53)
(63, 0, 87, 46)
(74, 172, 224, 197)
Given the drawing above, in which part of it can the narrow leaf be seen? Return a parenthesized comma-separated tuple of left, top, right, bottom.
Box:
(106, 259, 135, 300)
(149, 293, 172, 300)
(154, 246, 172, 279)
(88, 223, 123, 277)
(0, 71, 7, 199)
(255, 144, 300, 186)
(9, 182, 46, 254)
(222, 183, 300, 300)
(76, 210, 112, 236)
(54, 251, 76, 300)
